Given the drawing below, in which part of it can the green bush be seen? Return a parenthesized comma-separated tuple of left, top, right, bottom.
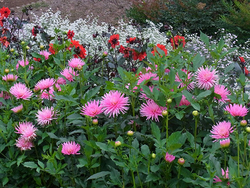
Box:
(127, 0, 228, 36)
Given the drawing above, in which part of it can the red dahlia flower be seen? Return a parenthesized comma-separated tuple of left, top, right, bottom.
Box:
(132, 49, 147, 61)
(0, 15, 3, 27)
(69, 40, 87, 59)
(0, 7, 11, 18)
(0, 36, 9, 47)
(119, 45, 131, 58)
(31, 27, 38, 37)
(126, 37, 136, 44)
(239, 56, 245, 63)
(108, 34, 120, 48)
(151, 44, 168, 56)
(170, 35, 186, 49)
(67, 30, 74, 40)
(48, 43, 57, 55)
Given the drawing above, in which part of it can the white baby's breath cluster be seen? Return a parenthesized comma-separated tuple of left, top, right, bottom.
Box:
(21, 9, 171, 56)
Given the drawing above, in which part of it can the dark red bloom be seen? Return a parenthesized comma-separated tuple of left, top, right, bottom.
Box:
(67, 30, 74, 40)
(239, 56, 245, 63)
(119, 45, 131, 58)
(0, 36, 9, 47)
(70, 40, 87, 59)
(151, 44, 168, 56)
(33, 57, 41, 62)
(108, 34, 120, 48)
(132, 49, 147, 61)
(49, 43, 57, 55)
(32, 27, 38, 37)
(170, 35, 186, 49)
(0, 7, 11, 18)
(2, 28, 8, 34)
(126, 37, 136, 44)
(0, 15, 4, 27)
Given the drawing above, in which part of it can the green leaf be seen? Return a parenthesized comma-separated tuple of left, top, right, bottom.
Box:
(83, 86, 101, 101)
(17, 154, 26, 166)
(87, 171, 110, 180)
(169, 68, 175, 85)
(151, 122, 161, 141)
(132, 138, 139, 149)
(47, 132, 58, 139)
(192, 53, 205, 71)
(77, 158, 88, 168)
(2, 176, 8, 187)
(200, 32, 209, 46)
(141, 145, 150, 157)
(196, 90, 211, 101)
(23, 161, 38, 169)
(37, 160, 44, 169)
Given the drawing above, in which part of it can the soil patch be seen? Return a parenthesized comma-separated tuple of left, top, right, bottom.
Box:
(1, 0, 132, 25)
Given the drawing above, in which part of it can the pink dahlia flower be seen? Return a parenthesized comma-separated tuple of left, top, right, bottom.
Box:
(11, 104, 23, 113)
(140, 100, 166, 122)
(9, 83, 33, 100)
(15, 137, 34, 151)
(139, 86, 154, 100)
(213, 167, 230, 186)
(220, 138, 230, 148)
(40, 87, 54, 100)
(214, 85, 230, 102)
(165, 152, 175, 163)
(35, 78, 55, 91)
(210, 121, 234, 140)
(100, 90, 129, 117)
(36, 107, 56, 126)
(224, 103, 248, 117)
(175, 69, 195, 90)
(60, 67, 78, 82)
(39, 50, 51, 60)
(137, 72, 158, 85)
(15, 121, 37, 141)
(179, 95, 191, 106)
(16, 59, 29, 70)
(68, 58, 85, 69)
(81, 100, 103, 117)
(2, 74, 18, 82)
(196, 67, 218, 90)
(61, 141, 81, 155)
(57, 77, 67, 85)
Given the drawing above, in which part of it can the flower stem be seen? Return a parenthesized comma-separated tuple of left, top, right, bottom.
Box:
(194, 117, 198, 152)
(131, 170, 136, 188)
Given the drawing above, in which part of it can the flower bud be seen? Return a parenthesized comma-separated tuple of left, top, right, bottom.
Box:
(21, 41, 25, 45)
(26, 46, 30, 50)
(40, 45, 44, 49)
(240, 120, 247, 127)
(162, 110, 168, 116)
(115, 141, 121, 147)
(220, 138, 230, 148)
(246, 127, 250, 133)
(178, 158, 185, 165)
(77, 64, 83, 70)
(10, 48, 14, 52)
(127, 130, 134, 136)
(103, 51, 108, 57)
(151, 153, 156, 159)
(4, 69, 9, 73)
(92, 119, 98, 125)
(192, 110, 199, 116)
(167, 98, 172, 104)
